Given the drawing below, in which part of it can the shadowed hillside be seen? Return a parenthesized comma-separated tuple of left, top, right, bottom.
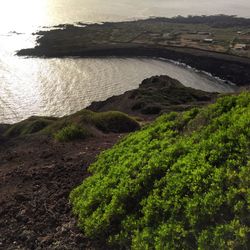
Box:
(88, 75, 217, 117)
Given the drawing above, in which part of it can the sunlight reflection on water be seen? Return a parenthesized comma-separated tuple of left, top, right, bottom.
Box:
(0, 36, 235, 124)
(0, 0, 245, 123)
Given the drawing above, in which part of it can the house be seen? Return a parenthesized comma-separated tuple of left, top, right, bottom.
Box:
(234, 43, 247, 50)
(203, 38, 214, 43)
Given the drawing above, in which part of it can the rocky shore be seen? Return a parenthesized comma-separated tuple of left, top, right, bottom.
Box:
(18, 44, 250, 86)
(17, 16, 250, 87)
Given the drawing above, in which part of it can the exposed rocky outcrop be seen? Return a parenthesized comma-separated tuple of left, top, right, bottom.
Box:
(88, 75, 218, 118)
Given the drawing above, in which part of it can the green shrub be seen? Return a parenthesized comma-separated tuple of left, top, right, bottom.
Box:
(3, 110, 139, 140)
(54, 124, 89, 142)
(92, 111, 140, 133)
(4, 117, 54, 137)
(70, 92, 250, 249)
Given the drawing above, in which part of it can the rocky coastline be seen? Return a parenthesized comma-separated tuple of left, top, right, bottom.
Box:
(18, 45, 250, 86)
(17, 16, 250, 87)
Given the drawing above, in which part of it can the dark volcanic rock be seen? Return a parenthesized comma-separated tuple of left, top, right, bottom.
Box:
(17, 44, 250, 86)
(88, 75, 218, 118)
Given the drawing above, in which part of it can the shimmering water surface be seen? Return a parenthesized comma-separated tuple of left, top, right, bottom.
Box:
(0, 0, 248, 123)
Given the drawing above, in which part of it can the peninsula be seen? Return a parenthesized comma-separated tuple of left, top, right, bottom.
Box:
(18, 15, 250, 86)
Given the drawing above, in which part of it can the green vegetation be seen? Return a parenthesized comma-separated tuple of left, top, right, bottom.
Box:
(3, 116, 56, 138)
(1, 110, 139, 141)
(54, 124, 89, 142)
(70, 92, 250, 249)
(91, 111, 140, 133)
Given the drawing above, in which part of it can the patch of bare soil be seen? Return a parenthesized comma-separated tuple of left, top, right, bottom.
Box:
(0, 134, 122, 249)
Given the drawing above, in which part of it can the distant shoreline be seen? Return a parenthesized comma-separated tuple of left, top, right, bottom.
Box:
(17, 15, 250, 86)
(18, 44, 250, 86)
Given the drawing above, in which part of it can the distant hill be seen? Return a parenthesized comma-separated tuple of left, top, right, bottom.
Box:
(152, 14, 250, 28)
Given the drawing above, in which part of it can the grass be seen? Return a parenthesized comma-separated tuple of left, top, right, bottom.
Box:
(1, 110, 140, 142)
(92, 111, 140, 133)
(54, 124, 89, 142)
(70, 92, 250, 249)
(3, 116, 56, 138)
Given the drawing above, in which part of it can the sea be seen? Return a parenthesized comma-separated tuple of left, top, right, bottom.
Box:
(0, 0, 249, 123)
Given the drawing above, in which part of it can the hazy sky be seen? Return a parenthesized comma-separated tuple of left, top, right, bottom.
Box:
(0, 0, 249, 33)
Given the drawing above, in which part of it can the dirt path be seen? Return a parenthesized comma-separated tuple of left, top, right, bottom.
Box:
(0, 134, 122, 250)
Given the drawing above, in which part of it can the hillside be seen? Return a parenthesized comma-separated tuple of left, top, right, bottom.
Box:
(0, 76, 220, 249)
(1, 110, 139, 141)
(1, 76, 216, 141)
(70, 92, 250, 249)
(88, 75, 217, 117)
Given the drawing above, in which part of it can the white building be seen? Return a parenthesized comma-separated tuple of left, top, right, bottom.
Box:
(234, 44, 247, 50)
(203, 38, 214, 43)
